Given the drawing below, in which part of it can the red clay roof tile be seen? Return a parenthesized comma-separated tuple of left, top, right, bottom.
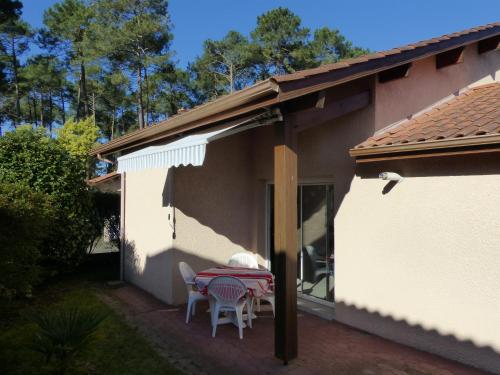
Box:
(354, 83, 500, 151)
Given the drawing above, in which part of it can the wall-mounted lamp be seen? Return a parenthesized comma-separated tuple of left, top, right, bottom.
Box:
(379, 172, 404, 183)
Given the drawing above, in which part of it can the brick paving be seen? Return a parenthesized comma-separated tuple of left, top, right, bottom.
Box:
(102, 285, 490, 375)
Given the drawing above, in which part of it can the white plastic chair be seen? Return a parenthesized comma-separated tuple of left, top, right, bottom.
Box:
(254, 274, 275, 317)
(208, 276, 252, 339)
(228, 252, 259, 269)
(227, 253, 275, 316)
(179, 262, 208, 324)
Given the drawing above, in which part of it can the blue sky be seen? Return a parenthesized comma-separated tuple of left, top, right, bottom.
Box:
(21, 0, 500, 67)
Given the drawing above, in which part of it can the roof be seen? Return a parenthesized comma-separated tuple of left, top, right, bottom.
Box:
(351, 83, 500, 158)
(272, 25, 499, 85)
(91, 22, 500, 156)
(87, 171, 120, 186)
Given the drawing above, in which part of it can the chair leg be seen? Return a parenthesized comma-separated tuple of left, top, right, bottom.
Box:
(246, 298, 253, 329)
(192, 300, 196, 316)
(257, 298, 261, 312)
(212, 304, 220, 338)
(235, 306, 244, 339)
(186, 299, 192, 324)
(270, 296, 275, 317)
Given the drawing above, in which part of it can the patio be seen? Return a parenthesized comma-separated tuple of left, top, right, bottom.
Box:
(103, 284, 490, 375)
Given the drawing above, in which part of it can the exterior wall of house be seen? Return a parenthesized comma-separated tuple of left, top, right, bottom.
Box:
(120, 42, 499, 371)
(169, 132, 259, 304)
(331, 46, 500, 372)
(334, 155, 500, 373)
(123, 168, 175, 303)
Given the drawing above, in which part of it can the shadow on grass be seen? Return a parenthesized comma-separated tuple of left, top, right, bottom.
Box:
(0, 253, 182, 375)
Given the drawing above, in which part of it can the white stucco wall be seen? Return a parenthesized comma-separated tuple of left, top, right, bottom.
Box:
(334, 156, 500, 373)
(123, 168, 175, 303)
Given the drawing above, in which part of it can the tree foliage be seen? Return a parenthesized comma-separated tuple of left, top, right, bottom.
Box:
(0, 126, 99, 270)
(189, 7, 369, 100)
(189, 31, 261, 101)
(252, 7, 311, 75)
(57, 117, 99, 159)
(0, 3, 370, 139)
(0, 182, 53, 298)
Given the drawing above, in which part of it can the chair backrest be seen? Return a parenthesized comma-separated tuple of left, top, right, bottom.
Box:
(208, 276, 247, 306)
(179, 262, 196, 292)
(228, 252, 258, 269)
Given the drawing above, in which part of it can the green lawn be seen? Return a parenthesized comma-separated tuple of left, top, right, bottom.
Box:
(0, 258, 182, 375)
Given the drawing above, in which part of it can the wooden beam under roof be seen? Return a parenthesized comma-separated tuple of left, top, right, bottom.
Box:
(477, 35, 500, 54)
(287, 90, 371, 133)
(435, 47, 465, 69)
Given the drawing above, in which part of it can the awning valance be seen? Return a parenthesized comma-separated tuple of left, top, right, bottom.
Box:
(117, 110, 281, 173)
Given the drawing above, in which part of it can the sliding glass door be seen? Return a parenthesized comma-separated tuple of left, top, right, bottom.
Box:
(268, 183, 334, 303)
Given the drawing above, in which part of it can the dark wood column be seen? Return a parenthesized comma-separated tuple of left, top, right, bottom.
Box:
(274, 120, 298, 364)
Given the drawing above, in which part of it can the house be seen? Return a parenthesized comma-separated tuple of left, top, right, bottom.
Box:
(91, 23, 500, 373)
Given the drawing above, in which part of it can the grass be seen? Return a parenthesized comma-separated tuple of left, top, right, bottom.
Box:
(0, 255, 182, 375)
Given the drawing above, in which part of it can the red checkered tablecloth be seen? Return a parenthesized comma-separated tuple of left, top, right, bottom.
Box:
(194, 266, 274, 298)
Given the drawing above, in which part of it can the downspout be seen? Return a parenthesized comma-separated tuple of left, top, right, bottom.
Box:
(120, 172, 126, 281)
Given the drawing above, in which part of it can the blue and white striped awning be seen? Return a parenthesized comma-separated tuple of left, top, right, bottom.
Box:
(117, 110, 280, 173)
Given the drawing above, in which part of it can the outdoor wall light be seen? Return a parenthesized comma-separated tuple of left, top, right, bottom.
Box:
(379, 172, 404, 183)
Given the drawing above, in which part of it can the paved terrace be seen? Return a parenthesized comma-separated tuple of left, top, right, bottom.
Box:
(102, 285, 490, 375)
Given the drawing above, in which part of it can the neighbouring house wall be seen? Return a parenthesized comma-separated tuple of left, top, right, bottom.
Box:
(334, 155, 500, 373)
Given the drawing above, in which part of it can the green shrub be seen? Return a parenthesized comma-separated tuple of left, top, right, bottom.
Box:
(0, 126, 100, 270)
(30, 306, 108, 375)
(0, 182, 53, 298)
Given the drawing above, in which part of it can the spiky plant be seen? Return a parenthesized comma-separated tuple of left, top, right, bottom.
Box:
(30, 307, 108, 375)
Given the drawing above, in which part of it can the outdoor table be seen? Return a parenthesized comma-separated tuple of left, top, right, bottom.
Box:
(194, 266, 274, 327)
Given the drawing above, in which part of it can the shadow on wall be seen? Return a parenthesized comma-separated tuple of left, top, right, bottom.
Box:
(294, 77, 377, 220)
(335, 301, 500, 374)
(164, 132, 254, 251)
(123, 238, 223, 305)
(123, 238, 500, 372)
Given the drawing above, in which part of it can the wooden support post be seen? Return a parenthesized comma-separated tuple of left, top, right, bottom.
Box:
(274, 120, 298, 364)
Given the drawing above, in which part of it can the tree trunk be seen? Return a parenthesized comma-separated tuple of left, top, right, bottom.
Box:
(27, 96, 33, 124)
(76, 72, 82, 120)
(60, 89, 66, 125)
(137, 66, 145, 129)
(40, 94, 44, 128)
(32, 96, 38, 127)
(229, 64, 234, 94)
(144, 66, 150, 126)
(11, 37, 20, 127)
(111, 107, 115, 140)
(81, 61, 89, 117)
(92, 91, 96, 125)
(48, 91, 53, 134)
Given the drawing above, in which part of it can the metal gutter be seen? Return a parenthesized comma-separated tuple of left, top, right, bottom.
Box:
(350, 134, 500, 157)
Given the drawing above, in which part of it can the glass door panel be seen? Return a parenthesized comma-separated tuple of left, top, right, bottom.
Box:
(297, 185, 334, 302)
(268, 183, 334, 303)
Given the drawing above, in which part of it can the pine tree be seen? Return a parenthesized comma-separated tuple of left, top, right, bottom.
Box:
(90, 0, 173, 129)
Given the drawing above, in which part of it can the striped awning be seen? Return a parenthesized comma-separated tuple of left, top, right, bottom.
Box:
(117, 110, 281, 173)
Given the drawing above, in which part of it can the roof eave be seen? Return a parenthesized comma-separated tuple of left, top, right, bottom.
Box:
(350, 134, 500, 160)
(91, 79, 279, 156)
